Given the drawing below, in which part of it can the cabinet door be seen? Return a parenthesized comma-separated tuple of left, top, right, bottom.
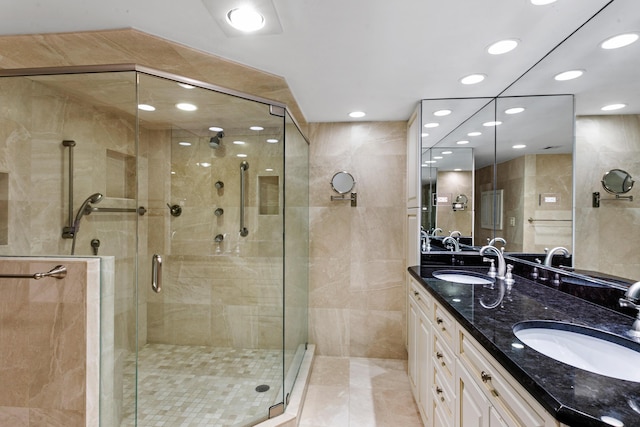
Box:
(417, 309, 431, 419)
(489, 407, 510, 427)
(457, 364, 489, 427)
(408, 295, 418, 392)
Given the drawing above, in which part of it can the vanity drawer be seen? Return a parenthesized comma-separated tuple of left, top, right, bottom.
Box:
(459, 330, 546, 427)
(433, 302, 455, 348)
(432, 330, 455, 384)
(410, 279, 433, 317)
(432, 364, 455, 423)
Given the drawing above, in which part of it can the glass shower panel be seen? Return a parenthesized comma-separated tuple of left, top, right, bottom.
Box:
(283, 111, 309, 403)
(137, 72, 285, 427)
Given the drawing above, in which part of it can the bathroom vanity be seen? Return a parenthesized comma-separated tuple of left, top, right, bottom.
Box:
(407, 256, 640, 427)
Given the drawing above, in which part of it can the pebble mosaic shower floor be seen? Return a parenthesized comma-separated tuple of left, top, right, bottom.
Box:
(120, 344, 283, 427)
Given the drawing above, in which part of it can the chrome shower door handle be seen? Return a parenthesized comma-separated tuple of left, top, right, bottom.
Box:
(239, 161, 249, 237)
(152, 254, 162, 293)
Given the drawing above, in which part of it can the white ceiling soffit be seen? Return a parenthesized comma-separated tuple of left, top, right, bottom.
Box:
(0, 0, 626, 122)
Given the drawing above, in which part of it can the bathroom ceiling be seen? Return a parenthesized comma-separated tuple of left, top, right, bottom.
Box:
(0, 0, 636, 123)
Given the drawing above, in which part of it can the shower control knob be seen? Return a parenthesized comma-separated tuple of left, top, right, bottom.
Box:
(215, 181, 224, 189)
(167, 204, 182, 217)
(214, 208, 224, 216)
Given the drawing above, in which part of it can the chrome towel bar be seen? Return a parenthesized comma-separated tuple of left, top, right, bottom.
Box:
(0, 265, 67, 280)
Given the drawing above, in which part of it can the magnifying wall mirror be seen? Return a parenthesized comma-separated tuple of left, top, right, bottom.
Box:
(331, 171, 355, 194)
(602, 169, 634, 195)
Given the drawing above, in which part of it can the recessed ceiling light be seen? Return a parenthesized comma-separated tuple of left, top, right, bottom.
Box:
(433, 109, 452, 116)
(226, 7, 265, 32)
(456, 140, 470, 145)
(554, 70, 584, 81)
(460, 74, 486, 85)
(442, 151, 453, 155)
(530, 0, 557, 5)
(433, 156, 443, 160)
(178, 141, 192, 146)
(209, 126, 224, 132)
(483, 121, 502, 127)
(467, 132, 482, 137)
(421, 133, 429, 137)
(505, 107, 525, 114)
(138, 104, 156, 111)
(176, 103, 197, 111)
(178, 83, 195, 89)
(424, 122, 439, 128)
(601, 103, 626, 111)
(349, 111, 366, 118)
(237, 153, 248, 158)
(513, 144, 527, 149)
(601, 33, 639, 50)
(266, 138, 279, 143)
(233, 140, 246, 145)
(424, 160, 436, 164)
(250, 126, 264, 131)
(487, 39, 519, 55)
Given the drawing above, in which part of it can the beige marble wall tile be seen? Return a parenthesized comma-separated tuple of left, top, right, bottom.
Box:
(308, 121, 407, 359)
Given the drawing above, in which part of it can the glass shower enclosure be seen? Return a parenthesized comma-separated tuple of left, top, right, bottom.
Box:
(0, 64, 309, 427)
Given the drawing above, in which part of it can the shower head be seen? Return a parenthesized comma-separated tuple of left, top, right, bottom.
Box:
(209, 131, 225, 149)
(74, 192, 103, 231)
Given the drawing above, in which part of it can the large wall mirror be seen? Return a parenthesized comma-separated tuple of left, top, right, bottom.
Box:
(421, 0, 640, 280)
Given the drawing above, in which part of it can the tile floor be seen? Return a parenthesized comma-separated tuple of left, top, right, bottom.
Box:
(298, 356, 424, 427)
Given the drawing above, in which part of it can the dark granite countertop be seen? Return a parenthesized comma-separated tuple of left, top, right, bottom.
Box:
(408, 264, 640, 427)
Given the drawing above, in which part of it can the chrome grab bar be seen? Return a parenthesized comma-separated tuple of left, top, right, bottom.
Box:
(87, 206, 147, 216)
(151, 254, 162, 293)
(239, 161, 249, 237)
(0, 265, 67, 280)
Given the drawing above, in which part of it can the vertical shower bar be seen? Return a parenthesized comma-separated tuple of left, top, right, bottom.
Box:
(62, 140, 76, 238)
(239, 161, 249, 237)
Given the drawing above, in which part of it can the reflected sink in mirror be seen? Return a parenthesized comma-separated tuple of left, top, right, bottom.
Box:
(513, 320, 640, 383)
(432, 270, 495, 285)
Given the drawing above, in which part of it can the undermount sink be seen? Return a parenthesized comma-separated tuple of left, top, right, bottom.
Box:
(513, 320, 640, 382)
(432, 270, 494, 285)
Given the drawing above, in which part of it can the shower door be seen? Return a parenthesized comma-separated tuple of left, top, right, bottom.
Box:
(136, 72, 286, 427)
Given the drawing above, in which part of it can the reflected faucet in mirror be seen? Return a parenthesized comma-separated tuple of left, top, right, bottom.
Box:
(431, 228, 443, 237)
(480, 245, 506, 280)
(420, 228, 430, 254)
(449, 230, 461, 238)
(442, 236, 460, 252)
(544, 247, 570, 267)
(488, 237, 507, 252)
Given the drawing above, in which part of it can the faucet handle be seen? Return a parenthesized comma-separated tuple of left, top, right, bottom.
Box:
(505, 264, 515, 285)
(483, 257, 497, 277)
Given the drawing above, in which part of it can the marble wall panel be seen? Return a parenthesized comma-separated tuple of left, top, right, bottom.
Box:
(308, 121, 407, 359)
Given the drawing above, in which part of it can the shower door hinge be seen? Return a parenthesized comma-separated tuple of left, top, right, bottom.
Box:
(268, 402, 285, 419)
(270, 105, 285, 117)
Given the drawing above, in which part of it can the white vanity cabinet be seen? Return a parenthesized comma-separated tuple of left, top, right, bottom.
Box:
(407, 276, 563, 427)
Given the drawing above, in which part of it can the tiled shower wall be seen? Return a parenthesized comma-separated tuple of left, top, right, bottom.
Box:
(0, 257, 100, 427)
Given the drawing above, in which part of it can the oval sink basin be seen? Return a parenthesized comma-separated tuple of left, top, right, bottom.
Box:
(432, 270, 494, 285)
(513, 320, 640, 382)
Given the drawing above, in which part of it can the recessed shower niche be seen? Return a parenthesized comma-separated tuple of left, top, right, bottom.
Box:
(0, 64, 309, 427)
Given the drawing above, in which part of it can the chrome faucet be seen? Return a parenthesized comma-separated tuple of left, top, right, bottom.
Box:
(619, 281, 640, 337)
(543, 247, 570, 267)
(480, 245, 506, 280)
(442, 236, 460, 252)
(431, 227, 443, 237)
(449, 230, 462, 238)
(488, 237, 507, 251)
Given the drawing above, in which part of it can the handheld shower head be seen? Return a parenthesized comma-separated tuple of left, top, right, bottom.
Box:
(209, 131, 225, 149)
(74, 192, 103, 230)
